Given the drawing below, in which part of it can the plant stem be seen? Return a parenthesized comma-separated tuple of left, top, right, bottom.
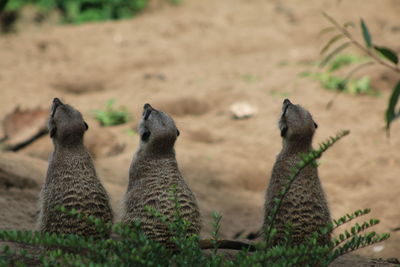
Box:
(322, 12, 400, 74)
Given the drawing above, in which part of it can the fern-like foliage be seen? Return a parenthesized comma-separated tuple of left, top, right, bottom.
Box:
(326, 208, 390, 262)
(0, 130, 391, 266)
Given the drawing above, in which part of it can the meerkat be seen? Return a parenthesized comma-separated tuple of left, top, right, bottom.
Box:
(122, 103, 201, 247)
(37, 98, 113, 237)
(263, 99, 331, 246)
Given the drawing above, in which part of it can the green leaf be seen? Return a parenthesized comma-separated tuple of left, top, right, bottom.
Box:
(360, 19, 372, 48)
(317, 26, 336, 38)
(339, 234, 345, 241)
(328, 54, 368, 72)
(319, 42, 351, 68)
(385, 80, 400, 131)
(320, 34, 344, 55)
(374, 46, 399, 64)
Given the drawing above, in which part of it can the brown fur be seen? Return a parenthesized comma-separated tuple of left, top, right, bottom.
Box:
(122, 103, 201, 247)
(263, 99, 331, 245)
(37, 98, 113, 237)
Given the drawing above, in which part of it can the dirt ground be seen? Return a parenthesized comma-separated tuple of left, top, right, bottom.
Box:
(0, 0, 399, 262)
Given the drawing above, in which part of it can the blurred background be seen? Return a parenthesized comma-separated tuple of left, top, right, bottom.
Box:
(0, 0, 399, 259)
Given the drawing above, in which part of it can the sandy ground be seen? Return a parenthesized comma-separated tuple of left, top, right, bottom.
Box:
(0, 0, 399, 261)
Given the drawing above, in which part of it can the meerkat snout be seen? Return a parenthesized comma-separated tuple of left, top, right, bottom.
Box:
(51, 98, 62, 117)
(143, 103, 153, 120)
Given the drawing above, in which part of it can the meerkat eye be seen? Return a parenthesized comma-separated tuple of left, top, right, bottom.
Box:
(176, 129, 180, 136)
(141, 129, 151, 142)
(50, 127, 57, 138)
(313, 121, 318, 129)
(84, 122, 89, 131)
(280, 126, 288, 137)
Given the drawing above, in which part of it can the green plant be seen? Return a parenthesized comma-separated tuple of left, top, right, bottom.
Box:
(0, 131, 390, 266)
(323, 53, 367, 72)
(168, 0, 182, 5)
(302, 69, 376, 96)
(319, 13, 400, 133)
(4, 0, 182, 25)
(0, 0, 9, 13)
(301, 52, 377, 96)
(9, 0, 148, 23)
(93, 99, 131, 126)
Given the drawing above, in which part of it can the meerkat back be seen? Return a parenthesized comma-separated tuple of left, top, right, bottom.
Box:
(37, 98, 113, 237)
(122, 103, 201, 247)
(263, 99, 331, 246)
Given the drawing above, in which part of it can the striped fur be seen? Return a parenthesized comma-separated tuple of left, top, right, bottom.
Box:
(122, 104, 201, 247)
(37, 98, 113, 238)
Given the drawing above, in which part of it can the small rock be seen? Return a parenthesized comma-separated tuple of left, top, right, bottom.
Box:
(230, 102, 257, 120)
(113, 33, 124, 44)
(372, 245, 385, 252)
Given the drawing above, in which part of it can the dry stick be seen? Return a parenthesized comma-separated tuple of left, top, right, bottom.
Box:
(199, 239, 256, 252)
(322, 12, 400, 74)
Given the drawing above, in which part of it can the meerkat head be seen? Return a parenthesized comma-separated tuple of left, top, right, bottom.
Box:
(138, 103, 180, 153)
(48, 98, 88, 145)
(278, 99, 318, 142)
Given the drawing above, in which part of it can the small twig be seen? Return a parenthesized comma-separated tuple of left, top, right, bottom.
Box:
(344, 61, 375, 81)
(326, 90, 342, 109)
(322, 12, 400, 74)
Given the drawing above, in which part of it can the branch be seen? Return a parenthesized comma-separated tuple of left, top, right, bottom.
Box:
(322, 12, 400, 73)
(199, 239, 256, 251)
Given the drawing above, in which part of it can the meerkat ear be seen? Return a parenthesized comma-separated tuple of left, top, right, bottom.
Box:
(176, 129, 180, 136)
(280, 126, 288, 137)
(50, 127, 57, 138)
(313, 121, 318, 129)
(141, 129, 151, 142)
(84, 121, 89, 131)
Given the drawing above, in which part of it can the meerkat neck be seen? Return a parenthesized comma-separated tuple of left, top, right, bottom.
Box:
(282, 138, 313, 154)
(54, 141, 86, 154)
(139, 145, 176, 159)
